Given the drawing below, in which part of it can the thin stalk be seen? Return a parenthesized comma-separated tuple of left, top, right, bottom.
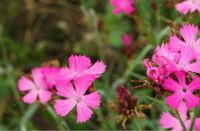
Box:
(190, 108, 199, 130)
(20, 103, 39, 131)
(177, 112, 187, 131)
(111, 44, 152, 90)
(46, 105, 70, 130)
(133, 117, 141, 131)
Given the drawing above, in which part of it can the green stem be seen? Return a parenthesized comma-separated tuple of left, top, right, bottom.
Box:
(20, 103, 40, 131)
(47, 105, 70, 130)
(190, 108, 199, 130)
(177, 112, 187, 131)
(111, 44, 152, 90)
(133, 117, 141, 131)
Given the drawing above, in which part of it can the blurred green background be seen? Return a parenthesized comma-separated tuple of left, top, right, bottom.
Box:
(0, 0, 199, 130)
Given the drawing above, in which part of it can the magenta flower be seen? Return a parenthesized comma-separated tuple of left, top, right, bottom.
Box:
(169, 24, 200, 57)
(42, 67, 60, 89)
(195, 118, 200, 130)
(160, 111, 191, 131)
(144, 59, 165, 84)
(162, 71, 200, 109)
(54, 76, 101, 123)
(176, 0, 200, 14)
(165, 47, 200, 74)
(18, 68, 52, 104)
(111, 0, 135, 15)
(59, 55, 106, 81)
(122, 34, 132, 47)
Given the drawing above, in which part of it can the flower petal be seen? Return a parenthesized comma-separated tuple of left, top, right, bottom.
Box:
(180, 24, 198, 44)
(82, 91, 101, 109)
(69, 55, 91, 73)
(56, 81, 76, 98)
(162, 77, 181, 92)
(175, 71, 186, 86)
(185, 92, 200, 108)
(18, 76, 35, 92)
(22, 90, 37, 104)
(185, 61, 200, 74)
(76, 102, 93, 123)
(38, 89, 52, 103)
(86, 61, 106, 78)
(160, 112, 180, 129)
(74, 76, 95, 96)
(54, 99, 76, 117)
(166, 92, 184, 109)
(187, 77, 200, 91)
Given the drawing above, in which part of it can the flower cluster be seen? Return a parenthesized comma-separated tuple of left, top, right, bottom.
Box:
(176, 0, 200, 14)
(18, 55, 106, 123)
(144, 24, 200, 130)
(111, 0, 135, 15)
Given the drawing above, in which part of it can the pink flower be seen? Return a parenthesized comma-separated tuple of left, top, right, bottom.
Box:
(162, 71, 200, 109)
(169, 24, 200, 58)
(42, 66, 60, 89)
(18, 68, 52, 104)
(144, 59, 165, 84)
(176, 0, 200, 14)
(160, 111, 191, 131)
(195, 118, 200, 130)
(165, 47, 200, 74)
(111, 0, 135, 15)
(54, 76, 101, 123)
(122, 34, 132, 47)
(58, 55, 106, 81)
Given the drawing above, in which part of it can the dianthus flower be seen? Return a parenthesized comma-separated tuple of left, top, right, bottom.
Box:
(162, 71, 200, 109)
(58, 55, 106, 82)
(122, 34, 132, 47)
(169, 24, 200, 59)
(42, 66, 60, 89)
(54, 76, 101, 123)
(18, 68, 52, 104)
(111, 0, 135, 15)
(160, 110, 200, 131)
(176, 0, 200, 15)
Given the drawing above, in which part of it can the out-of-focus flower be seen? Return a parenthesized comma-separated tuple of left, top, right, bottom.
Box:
(111, 0, 135, 15)
(176, 0, 200, 15)
(195, 118, 200, 130)
(58, 55, 106, 82)
(144, 59, 166, 84)
(18, 68, 52, 104)
(121, 34, 135, 58)
(122, 34, 132, 47)
(160, 112, 191, 131)
(54, 76, 101, 123)
(160, 108, 200, 131)
(162, 71, 200, 109)
(169, 24, 200, 59)
(42, 67, 60, 89)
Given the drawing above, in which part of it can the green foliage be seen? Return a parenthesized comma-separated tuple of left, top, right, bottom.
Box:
(0, 0, 200, 130)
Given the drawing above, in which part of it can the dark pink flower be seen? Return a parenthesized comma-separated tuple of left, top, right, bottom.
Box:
(162, 71, 200, 109)
(54, 76, 101, 123)
(42, 66, 60, 89)
(122, 34, 132, 47)
(58, 55, 106, 82)
(176, 0, 200, 15)
(111, 0, 135, 15)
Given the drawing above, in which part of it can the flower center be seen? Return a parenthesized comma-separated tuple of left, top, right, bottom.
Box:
(75, 96, 82, 103)
(182, 87, 187, 93)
